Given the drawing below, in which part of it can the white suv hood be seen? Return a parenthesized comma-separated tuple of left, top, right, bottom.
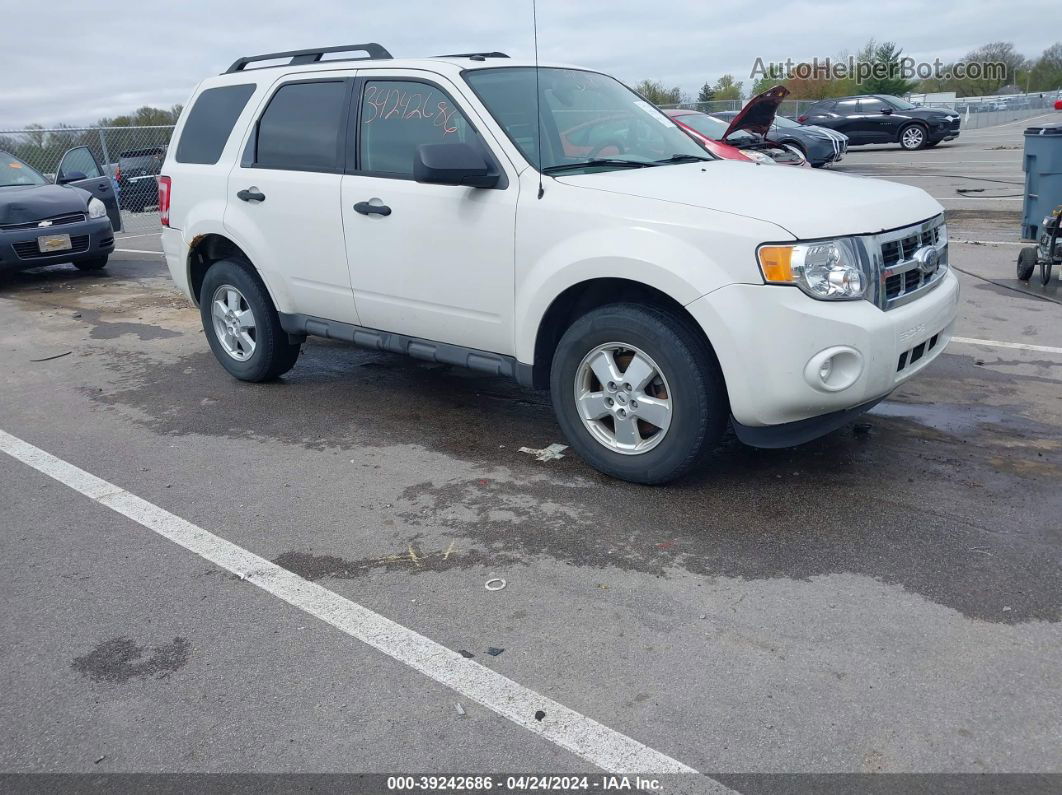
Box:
(555, 161, 943, 240)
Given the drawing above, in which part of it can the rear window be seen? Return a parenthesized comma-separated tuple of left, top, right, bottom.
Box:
(255, 80, 348, 172)
(176, 84, 256, 164)
(119, 149, 166, 173)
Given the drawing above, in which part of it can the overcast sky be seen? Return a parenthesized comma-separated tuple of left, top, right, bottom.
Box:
(1, 0, 1056, 129)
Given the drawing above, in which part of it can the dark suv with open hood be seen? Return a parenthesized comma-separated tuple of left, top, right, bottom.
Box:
(797, 95, 960, 150)
(0, 147, 119, 275)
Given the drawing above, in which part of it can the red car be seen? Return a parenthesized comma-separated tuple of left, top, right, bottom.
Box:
(665, 86, 808, 166)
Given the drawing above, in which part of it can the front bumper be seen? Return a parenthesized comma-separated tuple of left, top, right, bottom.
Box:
(0, 217, 114, 273)
(686, 268, 960, 431)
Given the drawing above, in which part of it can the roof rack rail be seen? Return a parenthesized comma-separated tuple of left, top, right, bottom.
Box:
(224, 43, 392, 74)
(435, 52, 510, 61)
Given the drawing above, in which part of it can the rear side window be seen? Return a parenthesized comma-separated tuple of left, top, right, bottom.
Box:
(256, 80, 348, 172)
(175, 84, 255, 165)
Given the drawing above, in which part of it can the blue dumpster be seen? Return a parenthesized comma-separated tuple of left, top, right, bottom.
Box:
(1022, 122, 1062, 240)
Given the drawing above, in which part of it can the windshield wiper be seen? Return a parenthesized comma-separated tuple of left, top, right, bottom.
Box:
(654, 153, 713, 164)
(541, 158, 658, 174)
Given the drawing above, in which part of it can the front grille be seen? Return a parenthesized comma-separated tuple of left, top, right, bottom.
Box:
(867, 215, 947, 310)
(0, 211, 86, 231)
(13, 234, 90, 260)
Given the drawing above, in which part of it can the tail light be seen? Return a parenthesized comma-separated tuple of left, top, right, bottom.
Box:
(797, 114, 808, 123)
(158, 176, 172, 227)
(114, 165, 121, 182)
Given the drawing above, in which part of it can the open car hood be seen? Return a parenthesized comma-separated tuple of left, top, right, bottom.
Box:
(723, 85, 790, 139)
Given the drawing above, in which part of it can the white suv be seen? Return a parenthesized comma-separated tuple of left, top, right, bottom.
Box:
(160, 44, 959, 484)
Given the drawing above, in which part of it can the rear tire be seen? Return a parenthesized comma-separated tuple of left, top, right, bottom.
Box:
(74, 256, 108, 271)
(549, 303, 727, 484)
(1017, 247, 1037, 281)
(199, 258, 300, 382)
(899, 124, 928, 150)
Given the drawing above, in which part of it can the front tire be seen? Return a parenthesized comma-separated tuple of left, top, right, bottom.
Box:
(899, 124, 928, 150)
(199, 258, 300, 382)
(74, 256, 108, 271)
(549, 303, 727, 484)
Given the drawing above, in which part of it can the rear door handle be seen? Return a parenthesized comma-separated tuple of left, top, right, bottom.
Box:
(237, 188, 266, 202)
(353, 201, 391, 216)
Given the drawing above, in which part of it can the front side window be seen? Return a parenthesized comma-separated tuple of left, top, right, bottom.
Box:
(357, 80, 475, 177)
(59, 147, 102, 179)
(256, 80, 348, 171)
(464, 67, 708, 173)
(0, 153, 46, 187)
(858, 98, 888, 114)
(884, 96, 918, 110)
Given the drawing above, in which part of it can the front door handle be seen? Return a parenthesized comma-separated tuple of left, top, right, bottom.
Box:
(237, 188, 266, 202)
(353, 201, 391, 216)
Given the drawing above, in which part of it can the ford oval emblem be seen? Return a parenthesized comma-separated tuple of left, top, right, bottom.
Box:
(913, 246, 940, 275)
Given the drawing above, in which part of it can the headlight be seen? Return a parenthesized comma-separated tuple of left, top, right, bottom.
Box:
(743, 150, 775, 165)
(87, 197, 107, 219)
(757, 238, 866, 300)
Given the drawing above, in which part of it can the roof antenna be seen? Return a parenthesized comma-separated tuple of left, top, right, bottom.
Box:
(532, 0, 544, 199)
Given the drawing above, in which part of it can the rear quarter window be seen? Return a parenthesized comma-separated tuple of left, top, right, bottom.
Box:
(175, 84, 256, 165)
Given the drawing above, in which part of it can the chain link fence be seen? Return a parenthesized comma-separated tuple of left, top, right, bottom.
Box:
(0, 125, 174, 236)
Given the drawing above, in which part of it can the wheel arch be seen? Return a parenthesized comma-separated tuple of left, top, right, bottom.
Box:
(524, 276, 723, 391)
(185, 232, 285, 312)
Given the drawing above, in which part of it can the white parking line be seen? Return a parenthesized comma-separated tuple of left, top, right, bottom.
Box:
(952, 240, 1026, 246)
(115, 248, 162, 255)
(0, 429, 726, 786)
(951, 336, 1062, 355)
(115, 232, 163, 241)
(933, 197, 1023, 202)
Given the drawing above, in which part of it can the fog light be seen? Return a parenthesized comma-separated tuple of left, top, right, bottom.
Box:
(804, 346, 863, 392)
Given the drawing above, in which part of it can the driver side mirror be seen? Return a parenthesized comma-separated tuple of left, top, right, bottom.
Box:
(56, 171, 87, 185)
(414, 143, 498, 189)
(881, 107, 893, 115)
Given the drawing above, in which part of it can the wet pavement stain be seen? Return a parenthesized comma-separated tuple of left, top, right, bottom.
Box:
(85, 340, 1062, 625)
(72, 636, 191, 683)
(273, 543, 488, 581)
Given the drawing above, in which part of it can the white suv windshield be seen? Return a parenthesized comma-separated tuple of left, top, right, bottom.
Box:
(464, 67, 710, 173)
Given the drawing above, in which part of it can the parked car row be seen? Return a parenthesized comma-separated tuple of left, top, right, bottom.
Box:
(663, 86, 848, 168)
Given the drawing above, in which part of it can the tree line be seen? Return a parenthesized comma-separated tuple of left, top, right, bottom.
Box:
(635, 39, 1062, 104)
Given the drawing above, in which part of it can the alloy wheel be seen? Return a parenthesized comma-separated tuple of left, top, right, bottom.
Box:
(574, 343, 672, 455)
(902, 127, 924, 149)
(210, 284, 257, 361)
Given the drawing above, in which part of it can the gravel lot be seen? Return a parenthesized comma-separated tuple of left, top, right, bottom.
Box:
(1, 114, 1059, 793)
